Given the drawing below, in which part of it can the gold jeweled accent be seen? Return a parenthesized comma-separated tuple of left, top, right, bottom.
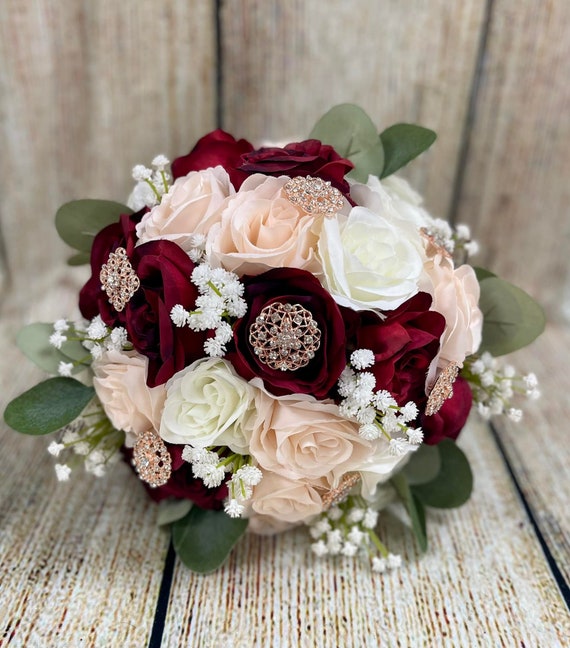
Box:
(322, 472, 361, 509)
(132, 430, 172, 488)
(99, 247, 140, 312)
(283, 176, 344, 214)
(425, 362, 460, 416)
(248, 302, 321, 372)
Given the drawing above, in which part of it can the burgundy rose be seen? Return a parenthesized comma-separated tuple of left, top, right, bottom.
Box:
(421, 377, 473, 445)
(353, 293, 446, 406)
(126, 445, 228, 508)
(126, 240, 207, 387)
(227, 267, 348, 399)
(79, 210, 143, 326)
(171, 129, 253, 189)
(239, 139, 354, 195)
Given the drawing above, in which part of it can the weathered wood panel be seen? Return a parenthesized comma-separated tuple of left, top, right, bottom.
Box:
(160, 417, 570, 647)
(0, 0, 217, 305)
(456, 0, 570, 322)
(220, 0, 486, 222)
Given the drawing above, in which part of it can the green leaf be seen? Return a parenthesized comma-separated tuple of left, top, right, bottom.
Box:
(412, 440, 473, 509)
(172, 507, 248, 573)
(403, 444, 441, 485)
(391, 472, 427, 551)
(309, 104, 385, 182)
(67, 252, 91, 266)
(17, 323, 88, 375)
(4, 378, 95, 435)
(156, 499, 193, 527)
(379, 123, 436, 178)
(473, 266, 496, 281)
(55, 199, 132, 253)
(478, 276, 546, 356)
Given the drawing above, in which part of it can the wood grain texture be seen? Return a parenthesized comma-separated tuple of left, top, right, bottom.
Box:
(455, 0, 570, 322)
(160, 416, 570, 647)
(0, 0, 216, 305)
(220, 0, 486, 222)
(491, 323, 570, 588)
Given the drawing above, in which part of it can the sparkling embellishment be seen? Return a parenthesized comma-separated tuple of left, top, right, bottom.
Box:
(322, 472, 361, 509)
(132, 430, 172, 488)
(425, 362, 460, 416)
(283, 176, 344, 214)
(249, 302, 321, 371)
(99, 247, 140, 312)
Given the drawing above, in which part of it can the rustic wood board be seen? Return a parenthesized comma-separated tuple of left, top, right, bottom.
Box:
(455, 0, 570, 323)
(160, 416, 569, 647)
(220, 0, 486, 222)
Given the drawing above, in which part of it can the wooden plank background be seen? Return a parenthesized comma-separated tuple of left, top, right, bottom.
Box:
(0, 1, 568, 646)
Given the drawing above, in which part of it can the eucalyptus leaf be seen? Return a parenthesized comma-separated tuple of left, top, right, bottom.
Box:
(473, 266, 496, 281)
(403, 444, 441, 485)
(17, 323, 88, 375)
(4, 378, 95, 435)
(379, 123, 436, 178)
(412, 440, 473, 509)
(478, 276, 545, 356)
(391, 472, 428, 551)
(55, 199, 132, 253)
(67, 252, 91, 266)
(172, 507, 248, 573)
(156, 499, 193, 527)
(347, 139, 385, 183)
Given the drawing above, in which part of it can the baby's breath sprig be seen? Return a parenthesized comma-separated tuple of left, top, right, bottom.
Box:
(462, 351, 540, 421)
(308, 495, 401, 573)
(181, 445, 262, 518)
(47, 405, 124, 480)
(170, 264, 247, 358)
(128, 155, 171, 211)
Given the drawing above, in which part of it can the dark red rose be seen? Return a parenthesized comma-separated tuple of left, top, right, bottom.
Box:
(226, 267, 348, 399)
(79, 210, 143, 326)
(353, 293, 446, 406)
(171, 129, 253, 189)
(125, 445, 228, 508)
(239, 139, 354, 195)
(421, 377, 473, 445)
(126, 240, 207, 387)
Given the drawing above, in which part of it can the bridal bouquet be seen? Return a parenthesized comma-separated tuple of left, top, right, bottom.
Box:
(4, 105, 544, 573)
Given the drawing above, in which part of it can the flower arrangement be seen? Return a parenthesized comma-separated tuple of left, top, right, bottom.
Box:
(4, 104, 544, 573)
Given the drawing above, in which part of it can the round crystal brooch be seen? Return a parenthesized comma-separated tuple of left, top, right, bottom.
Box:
(283, 176, 344, 214)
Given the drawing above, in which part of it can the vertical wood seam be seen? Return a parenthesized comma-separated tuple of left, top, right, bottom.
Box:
(447, 0, 496, 226)
(147, 539, 177, 648)
(215, 0, 224, 129)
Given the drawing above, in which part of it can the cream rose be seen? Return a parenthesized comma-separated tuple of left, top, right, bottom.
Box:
(318, 205, 424, 312)
(92, 350, 166, 447)
(248, 386, 371, 487)
(249, 472, 327, 525)
(136, 166, 234, 250)
(358, 442, 416, 499)
(423, 253, 483, 367)
(207, 174, 324, 276)
(159, 358, 260, 453)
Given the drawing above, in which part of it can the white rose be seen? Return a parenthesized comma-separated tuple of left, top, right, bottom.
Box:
(92, 350, 166, 447)
(318, 205, 424, 311)
(159, 358, 259, 453)
(136, 166, 234, 250)
(358, 442, 415, 498)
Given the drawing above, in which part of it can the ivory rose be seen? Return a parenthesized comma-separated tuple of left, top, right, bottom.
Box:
(423, 253, 483, 367)
(92, 350, 166, 447)
(248, 385, 371, 486)
(159, 358, 260, 454)
(136, 166, 233, 250)
(318, 206, 424, 312)
(207, 174, 325, 276)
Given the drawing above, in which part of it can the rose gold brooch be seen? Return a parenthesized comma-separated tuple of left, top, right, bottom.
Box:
(425, 361, 460, 416)
(322, 472, 361, 509)
(249, 302, 321, 372)
(99, 247, 140, 312)
(284, 176, 344, 214)
(132, 430, 172, 488)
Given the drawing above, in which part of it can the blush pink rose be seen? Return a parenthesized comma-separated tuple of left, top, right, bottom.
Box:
(248, 385, 372, 486)
(207, 174, 324, 276)
(423, 253, 483, 367)
(92, 350, 166, 446)
(136, 166, 234, 250)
